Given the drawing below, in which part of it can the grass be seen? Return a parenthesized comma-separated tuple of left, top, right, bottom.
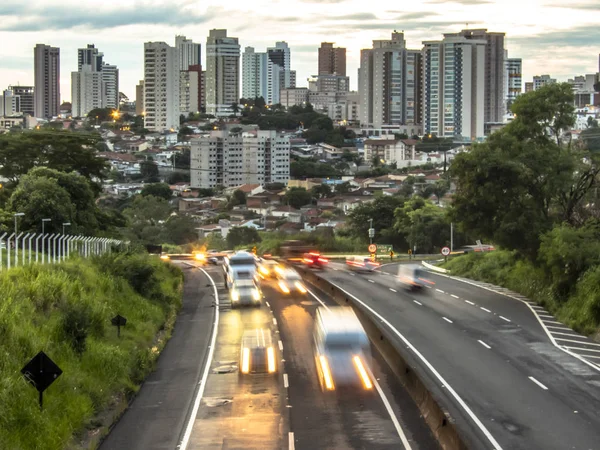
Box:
(444, 251, 600, 337)
(0, 250, 183, 450)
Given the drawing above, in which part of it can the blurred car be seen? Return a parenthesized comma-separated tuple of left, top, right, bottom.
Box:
(160, 254, 170, 261)
(346, 256, 380, 273)
(193, 252, 206, 263)
(313, 306, 373, 392)
(257, 259, 281, 279)
(275, 268, 308, 294)
(302, 252, 328, 269)
(230, 279, 262, 308)
(397, 265, 434, 291)
(239, 328, 277, 375)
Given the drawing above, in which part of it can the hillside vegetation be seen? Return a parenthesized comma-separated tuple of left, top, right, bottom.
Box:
(0, 251, 182, 450)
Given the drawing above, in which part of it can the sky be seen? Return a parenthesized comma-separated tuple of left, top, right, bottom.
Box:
(0, 0, 599, 102)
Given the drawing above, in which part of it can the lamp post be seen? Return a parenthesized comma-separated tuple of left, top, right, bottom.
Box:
(41, 218, 51, 235)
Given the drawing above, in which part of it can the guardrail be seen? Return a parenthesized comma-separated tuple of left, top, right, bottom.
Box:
(422, 260, 449, 274)
(294, 265, 471, 450)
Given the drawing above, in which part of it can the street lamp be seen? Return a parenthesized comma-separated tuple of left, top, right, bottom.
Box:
(14, 212, 24, 235)
(42, 218, 51, 235)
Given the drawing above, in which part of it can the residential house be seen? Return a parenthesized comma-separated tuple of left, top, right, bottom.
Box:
(225, 183, 265, 197)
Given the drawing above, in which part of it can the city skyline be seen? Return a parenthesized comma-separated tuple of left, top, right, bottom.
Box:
(0, 0, 599, 101)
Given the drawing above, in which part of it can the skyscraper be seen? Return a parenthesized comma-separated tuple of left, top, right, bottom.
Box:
(243, 43, 295, 105)
(359, 32, 422, 128)
(422, 34, 486, 140)
(268, 41, 296, 90)
(505, 55, 522, 114)
(176, 35, 201, 71)
(143, 41, 180, 131)
(206, 29, 240, 117)
(319, 42, 346, 76)
(242, 47, 267, 100)
(7, 85, 34, 116)
(34, 44, 60, 119)
(78, 44, 103, 71)
(102, 63, 119, 109)
(136, 80, 144, 116)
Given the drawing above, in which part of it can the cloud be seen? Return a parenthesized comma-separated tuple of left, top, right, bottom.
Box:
(0, 56, 30, 70)
(333, 12, 378, 21)
(545, 1, 600, 10)
(0, 4, 217, 31)
(320, 20, 480, 33)
(299, 0, 346, 2)
(508, 25, 600, 48)
(396, 11, 440, 20)
(425, 0, 493, 4)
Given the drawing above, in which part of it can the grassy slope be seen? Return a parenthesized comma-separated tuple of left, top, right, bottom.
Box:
(0, 252, 182, 450)
(444, 251, 600, 337)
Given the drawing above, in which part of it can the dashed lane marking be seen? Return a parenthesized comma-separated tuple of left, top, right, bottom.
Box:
(278, 340, 283, 351)
(499, 316, 511, 323)
(465, 300, 475, 306)
(442, 317, 453, 324)
(283, 373, 289, 388)
(529, 376, 549, 390)
(478, 340, 491, 349)
(451, 294, 459, 299)
(480, 307, 492, 313)
(414, 300, 422, 306)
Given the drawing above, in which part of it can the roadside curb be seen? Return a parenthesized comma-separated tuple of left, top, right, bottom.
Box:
(422, 261, 449, 274)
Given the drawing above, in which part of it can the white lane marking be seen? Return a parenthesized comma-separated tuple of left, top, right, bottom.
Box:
(538, 314, 554, 318)
(480, 307, 492, 313)
(289, 432, 295, 450)
(585, 354, 600, 359)
(555, 338, 600, 347)
(266, 301, 270, 307)
(372, 376, 414, 450)
(368, 279, 375, 283)
(543, 320, 564, 325)
(529, 376, 548, 390)
(563, 346, 600, 353)
(273, 318, 277, 325)
(329, 282, 503, 450)
(283, 373, 289, 388)
(307, 288, 330, 311)
(179, 266, 220, 450)
(451, 294, 459, 299)
(478, 340, 491, 349)
(546, 325, 572, 331)
(389, 288, 397, 292)
(551, 331, 587, 338)
(424, 285, 432, 289)
(465, 300, 475, 306)
(442, 317, 453, 324)
(278, 340, 284, 351)
(499, 316, 511, 323)
(436, 289, 445, 293)
(425, 270, 600, 374)
(413, 300, 422, 306)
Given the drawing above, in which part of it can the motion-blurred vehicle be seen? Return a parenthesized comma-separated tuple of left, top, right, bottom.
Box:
(280, 240, 313, 263)
(302, 252, 328, 269)
(160, 253, 170, 261)
(239, 328, 277, 375)
(313, 306, 373, 392)
(346, 256, 380, 273)
(223, 251, 258, 290)
(397, 265, 434, 291)
(230, 279, 262, 308)
(257, 259, 281, 279)
(193, 252, 206, 263)
(274, 267, 308, 294)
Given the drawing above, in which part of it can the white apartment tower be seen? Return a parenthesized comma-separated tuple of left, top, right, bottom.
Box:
(422, 34, 486, 140)
(190, 130, 290, 188)
(102, 63, 119, 109)
(34, 44, 60, 119)
(359, 32, 422, 128)
(242, 47, 267, 100)
(505, 54, 522, 114)
(0, 89, 20, 116)
(176, 35, 201, 71)
(144, 41, 180, 131)
(206, 29, 240, 117)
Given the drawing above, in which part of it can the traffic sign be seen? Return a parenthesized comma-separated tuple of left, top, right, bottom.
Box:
(441, 246, 451, 256)
(368, 244, 377, 253)
(375, 244, 393, 256)
(368, 228, 375, 238)
(21, 351, 62, 409)
(370, 253, 376, 261)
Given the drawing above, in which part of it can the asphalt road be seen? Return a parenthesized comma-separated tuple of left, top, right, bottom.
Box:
(100, 263, 215, 450)
(318, 261, 600, 450)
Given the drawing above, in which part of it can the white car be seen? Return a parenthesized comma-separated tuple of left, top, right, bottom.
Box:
(346, 256, 381, 273)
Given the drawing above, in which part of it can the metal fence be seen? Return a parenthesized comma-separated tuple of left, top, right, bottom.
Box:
(0, 233, 125, 271)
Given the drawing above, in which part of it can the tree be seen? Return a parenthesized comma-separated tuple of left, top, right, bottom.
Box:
(346, 196, 405, 245)
(230, 103, 240, 115)
(226, 227, 261, 248)
(122, 195, 172, 244)
(335, 182, 352, 194)
(87, 108, 115, 122)
(284, 187, 313, 209)
(311, 184, 333, 199)
(160, 215, 198, 245)
(229, 189, 247, 207)
(450, 83, 599, 258)
(141, 183, 173, 200)
(140, 161, 160, 182)
(394, 197, 450, 253)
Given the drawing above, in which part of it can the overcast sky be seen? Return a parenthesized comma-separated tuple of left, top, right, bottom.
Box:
(1, 0, 599, 102)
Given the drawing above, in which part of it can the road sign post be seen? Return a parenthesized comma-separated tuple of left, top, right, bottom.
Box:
(441, 246, 451, 262)
(111, 314, 127, 338)
(368, 243, 377, 253)
(21, 351, 62, 410)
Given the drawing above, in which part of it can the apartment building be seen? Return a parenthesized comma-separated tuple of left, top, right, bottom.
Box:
(135, 80, 144, 115)
(180, 64, 202, 115)
(0, 89, 20, 116)
(280, 88, 309, 108)
(34, 44, 60, 119)
(143, 41, 180, 131)
(359, 32, 422, 128)
(176, 35, 201, 71)
(206, 29, 240, 117)
(190, 130, 290, 188)
(102, 63, 119, 109)
(505, 55, 522, 114)
(422, 34, 486, 140)
(318, 43, 346, 76)
(71, 64, 104, 117)
(533, 74, 556, 90)
(7, 86, 34, 116)
(327, 92, 359, 124)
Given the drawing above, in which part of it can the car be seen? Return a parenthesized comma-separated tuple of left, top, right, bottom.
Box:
(275, 268, 308, 294)
(346, 256, 380, 273)
(397, 264, 433, 291)
(230, 279, 262, 308)
(239, 328, 277, 375)
(313, 306, 373, 392)
(257, 259, 281, 279)
(302, 252, 328, 269)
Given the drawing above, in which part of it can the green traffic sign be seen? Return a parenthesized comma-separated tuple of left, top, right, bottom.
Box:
(375, 244, 393, 255)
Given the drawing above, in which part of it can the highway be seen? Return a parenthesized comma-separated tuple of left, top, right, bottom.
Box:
(100, 261, 439, 450)
(316, 261, 600, 450)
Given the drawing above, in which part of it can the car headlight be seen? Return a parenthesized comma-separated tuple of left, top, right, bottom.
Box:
(260, 266, 269, 275)
(231, 290, 239, 301)
(278, 280, 290, 294)
(195, 253, 205, 261)
(252, 289, 261, 301)
(295, 281, 307, 293)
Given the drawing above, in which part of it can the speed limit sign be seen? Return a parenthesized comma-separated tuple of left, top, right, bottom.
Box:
(368, 244, 377, 253)
(441, 246, 451, 256)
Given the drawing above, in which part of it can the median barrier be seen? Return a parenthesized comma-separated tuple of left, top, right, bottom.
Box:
(296, 265, 475, 450)
(422, 260, 449, 274)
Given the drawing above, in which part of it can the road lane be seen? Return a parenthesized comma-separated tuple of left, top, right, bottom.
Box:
(318, 265, 600, 450)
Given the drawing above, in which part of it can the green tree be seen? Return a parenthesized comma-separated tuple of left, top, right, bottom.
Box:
(284, 187, 313, 209)
(232, 189, 247, 205)
(335, 182, 352, 194)
(160, 215, 198, 245)
(140, 161, 160, 182)
(122, 195, 172, 244)
(395, 197, 450, 253)
(346, 196, 405, 245)
(141, 183, 173, 200)
(311, 184, 333, 199)
(226, 227, 261, 248)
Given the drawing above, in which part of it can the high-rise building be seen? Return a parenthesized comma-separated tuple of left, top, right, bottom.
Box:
(422, 34, 486, 140)
(180, 64, 203, 115)
(176, 35, 201, 71)
(135, 80, 144, 116)
(78, 44, 103, 71)
(34, 44, 60, 119)
(6, 86, 34, 116)
(319, 42, 346, 76)
(445, 29, 505, 124)
(0, 89, 20, 116)
(533, 75, 556, 90)
(102, 63, 119, 109)
(505, 55, 522, 114)
(190, 130, 290, 188)
(143, 41, 180, 131)
(242, 47, 267, 100)
(359, 32, 422, 128)
(206, 29, 240, 117)
(71, 65, 104, 117)
(268, 41, 296, 90)
(525, 82, 533, 93)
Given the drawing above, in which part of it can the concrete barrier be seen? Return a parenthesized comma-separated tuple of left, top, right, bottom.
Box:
(422, 260, 449, 274)
(296, 266, 473, 450)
